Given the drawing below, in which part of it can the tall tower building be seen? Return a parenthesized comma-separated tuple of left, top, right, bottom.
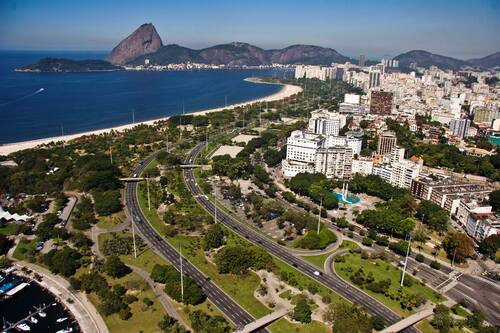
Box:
(449, 118, 470, 138)
(369, 70, 381, 89)
(377, 131, 397, 155)
(359, 54, 366, 67)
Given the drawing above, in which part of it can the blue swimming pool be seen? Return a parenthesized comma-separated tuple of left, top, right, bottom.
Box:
(334, 192, 361, 204)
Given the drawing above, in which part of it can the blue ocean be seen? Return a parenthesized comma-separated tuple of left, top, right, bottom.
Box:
(0, 51, 290, 144)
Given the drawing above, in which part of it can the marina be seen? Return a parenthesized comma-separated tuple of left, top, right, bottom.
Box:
(0, 270, 80, 333)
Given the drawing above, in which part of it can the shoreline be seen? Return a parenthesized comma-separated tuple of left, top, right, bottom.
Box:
(0, 78, 302, 155)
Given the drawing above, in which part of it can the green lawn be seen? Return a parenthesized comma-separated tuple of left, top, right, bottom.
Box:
(137, 157, 338, 333)
(96, 211, 126, 229)
(167, 234, 272, 319)
(13, 238, 37, 260)
(335, 252, 444, 316)
(339, 240, 360, 251)
(268, 319, 329, 333)
(97, 231, 228, 332)
(0, 223, 19, 235)
(301, 252, 334, 269)
(98, 231, 170, 273)
(86, 272, 166, 333)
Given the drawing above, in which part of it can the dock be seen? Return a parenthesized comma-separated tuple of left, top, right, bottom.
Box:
(2, 302, 55, 332)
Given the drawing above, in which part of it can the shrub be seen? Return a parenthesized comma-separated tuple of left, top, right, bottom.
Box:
(415, 254, 425, 262)
(362, 237, 373, 247)
(430, 260, 441, 270)
(375, 236, 389, 246)
(322, 294, 332, 304)
(292, 299, 312, 323)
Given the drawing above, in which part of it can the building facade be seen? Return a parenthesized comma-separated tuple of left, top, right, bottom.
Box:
(377, 131, 397, 155)
(370, 91, 393, 115)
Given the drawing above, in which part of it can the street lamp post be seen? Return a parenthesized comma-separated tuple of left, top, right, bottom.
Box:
(317, 197, 323, 235)
(400, 231, 412, 286)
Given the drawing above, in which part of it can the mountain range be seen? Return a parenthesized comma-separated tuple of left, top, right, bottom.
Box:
(21, 23, 500, 71)
(113, 23, 351, 67)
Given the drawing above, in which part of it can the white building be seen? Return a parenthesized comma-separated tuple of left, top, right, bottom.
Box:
(282, 130, 361, 178)
(344, 93, 360, 104)
(369, 70, 381, 89)
(315, 147, 353, 179)
(352, 159, 374, 175)
(294, 65, 339, 81)
(456, 201, 500, 241)
(308, 110, 347, 136)
(449, 118, 470, 138)
(372, 148, 423, 188)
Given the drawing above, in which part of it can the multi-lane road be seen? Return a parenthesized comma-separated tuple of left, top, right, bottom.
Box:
(124, 148, 268, 333)
(183, 142, 419, 333)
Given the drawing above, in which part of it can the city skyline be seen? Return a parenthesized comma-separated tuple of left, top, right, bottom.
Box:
(1, 0, 500, 59)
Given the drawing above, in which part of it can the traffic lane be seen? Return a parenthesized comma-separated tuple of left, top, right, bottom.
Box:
(184, 169, 412, 328)
(125, 185, 266, 330)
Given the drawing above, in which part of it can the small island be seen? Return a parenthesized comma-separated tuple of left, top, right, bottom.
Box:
(16, 57, 122, 72)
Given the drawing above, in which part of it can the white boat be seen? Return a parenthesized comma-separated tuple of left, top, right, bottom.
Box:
(16, 322, 31, 331)
(29, 316, 38, 324)
(5, 282, 29, 297)
(38, 311, 46, 318)
(56, 328, 73, 333)
(56, 317, 68, 323)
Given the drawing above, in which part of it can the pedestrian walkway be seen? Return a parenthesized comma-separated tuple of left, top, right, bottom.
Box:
(15, 262, 108, 333)
(235, 308, 289, 333)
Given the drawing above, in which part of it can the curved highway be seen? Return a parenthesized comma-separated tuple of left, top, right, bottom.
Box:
(183, 142, 418, 333)
(124, 148, 268, 333)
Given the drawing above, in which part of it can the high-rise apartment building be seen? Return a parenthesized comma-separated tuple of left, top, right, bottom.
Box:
(370, 91, 393, 115)
(308, 110, 347, 136)
(449, 118, 470, 138)
(473, 109, 500, 124)
(359, 54, 366, 67)
(282, 130, 362, 178)
(377, 131, 397, 155)
(369, 70, 381, 89)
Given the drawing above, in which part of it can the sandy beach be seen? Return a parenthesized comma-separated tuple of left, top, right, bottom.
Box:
(0, 79, 302, 155)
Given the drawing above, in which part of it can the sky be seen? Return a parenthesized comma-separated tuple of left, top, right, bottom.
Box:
(1, 0, 499, 59)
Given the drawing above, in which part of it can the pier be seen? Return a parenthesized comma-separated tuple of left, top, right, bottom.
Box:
(2, 302, 55, 332)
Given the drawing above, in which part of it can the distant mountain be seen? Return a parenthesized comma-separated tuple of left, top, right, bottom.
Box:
(394, 50, 468, 71)
(107, 23, 163, 65)
(268, 45, 350, 65)
(199, 42, 268, 66)
(129, 44, 206, 66)
(468, 51, 500, 69)
(16, 58, 120, 72)
(125, 38, 351, 67)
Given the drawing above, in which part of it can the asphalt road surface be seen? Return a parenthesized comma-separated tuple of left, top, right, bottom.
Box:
(183, 142, 419, 333)
(124, 147, 268, 333)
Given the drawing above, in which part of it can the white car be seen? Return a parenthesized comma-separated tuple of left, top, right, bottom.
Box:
(313, 271, 321, 276)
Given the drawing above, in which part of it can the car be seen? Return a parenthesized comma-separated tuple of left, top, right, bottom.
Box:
(133, 173, 137, 178)
(313, 270, 321, 276)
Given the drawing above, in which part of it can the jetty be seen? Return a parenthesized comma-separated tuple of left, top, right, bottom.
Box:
(2, 302, 55, 332)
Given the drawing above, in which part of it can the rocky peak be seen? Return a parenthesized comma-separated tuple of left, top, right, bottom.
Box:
(107, 23, 163, 65)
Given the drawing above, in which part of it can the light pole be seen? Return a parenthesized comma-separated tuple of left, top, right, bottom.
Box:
(451, 247, 457, 267)
(317, 197, 323, 235)
(180, 244, 184, 304)
(146, 176, 151, 211)
(131, 218, 137, 258)
(400, 231, 412, 287)
(213, 189, 218, 224)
